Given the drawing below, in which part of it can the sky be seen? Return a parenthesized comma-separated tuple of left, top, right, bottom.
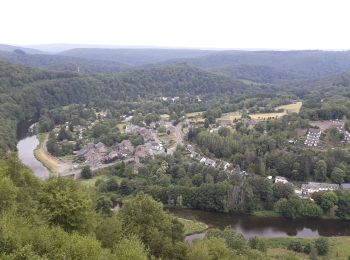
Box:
(1, 0, 350, 50)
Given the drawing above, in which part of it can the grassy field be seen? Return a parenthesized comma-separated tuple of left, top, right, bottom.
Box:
(276, 101, 303, 114)
(80, 174, 112, 188)
(249, 111, 287, 120)
(160, 114, 170, 120)
(177, 218, 208, 236)
(218, 112, 242, 121)
(266, 236, 350, 260)
(34, 133, 59, 174)
(186, 111, 205, 122)
(116, 123, 126, 133)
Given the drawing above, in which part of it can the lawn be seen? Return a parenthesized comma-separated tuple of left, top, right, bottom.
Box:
(80, 174, 112, 188)
(276, 101, 303, 114)
(34, 133, 59, 174)
(177, 218, 208, 235)
(218, 112, 242, 121)
(249, 112, 287, 120)
(266, 236, 350, 260)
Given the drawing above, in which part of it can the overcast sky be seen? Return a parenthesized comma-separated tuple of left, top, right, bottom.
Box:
(1, 0, 350, 50)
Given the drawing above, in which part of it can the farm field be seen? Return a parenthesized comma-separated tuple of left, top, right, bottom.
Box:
(186, 111, 205, 122)
(116, 123, 126, 133)
(249, 111, 287, 120)
(276, 101, 303, 114)
(219, 112, 242, 121)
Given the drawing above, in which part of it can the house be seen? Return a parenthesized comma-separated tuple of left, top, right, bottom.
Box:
(200, 157, 207, 164)
(275, 176, 288, 184)
(205, 158, 216, 167)
(117, 140, 135, 155)
(216, 119, 232, 127)
(340, 183, 350, 190)
(301, 182, 339, 197)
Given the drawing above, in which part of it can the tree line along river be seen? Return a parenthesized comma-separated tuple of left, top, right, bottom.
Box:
(17, 134, 350, 239)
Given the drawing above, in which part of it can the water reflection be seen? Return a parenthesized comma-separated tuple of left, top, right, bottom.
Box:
(169, 208, 350, 238)
(17, 135, 50, 179)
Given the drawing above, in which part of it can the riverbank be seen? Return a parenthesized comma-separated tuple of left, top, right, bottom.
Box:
(177, 217, 208, 236)
(266, 236, 350, 259)
(34, 133, 58, 174)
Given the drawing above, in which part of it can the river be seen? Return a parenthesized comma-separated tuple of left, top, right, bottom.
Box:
(169, 208, 350, 241)
(17, 135, 50, 179)
(16, 134, 350, 239)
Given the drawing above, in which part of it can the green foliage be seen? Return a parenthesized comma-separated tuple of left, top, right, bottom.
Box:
(39, 177, 96, 233)
(81, 166, 93, 179)
(0, 177, 17, 211)
(114, 235, 148, 260)
(118, 192, 185, 259)
(315, 237, 329, 256)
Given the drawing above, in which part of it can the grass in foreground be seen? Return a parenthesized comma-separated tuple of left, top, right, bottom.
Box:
(177, 218, 208, 236)
(34, 133, 59, 173)
(266, 236, 350, 260)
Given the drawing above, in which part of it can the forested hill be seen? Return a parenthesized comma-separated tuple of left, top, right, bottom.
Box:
(0, 61, 78, 92)
(0, 50, 130, 74)
(59, 48, 215, 66)
(212, 64, 303, 83)
(0, 62, 250, 151)
(176, 50, 350, 79)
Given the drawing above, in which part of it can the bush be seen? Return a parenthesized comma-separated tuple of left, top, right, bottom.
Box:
(315, 237, 329, 256)
(288, 241, 303, 252)
(81, 166, 93, 179)
(303, 243, 312, 254)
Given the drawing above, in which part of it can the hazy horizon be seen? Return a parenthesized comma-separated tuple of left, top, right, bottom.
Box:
(1, 0, 350, 50)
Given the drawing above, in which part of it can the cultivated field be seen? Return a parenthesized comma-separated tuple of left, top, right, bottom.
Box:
(276, 101, 303, 114)
(116, 123, 126, 133)
(219, 112, 242, 121)
(249, 111, 287, 120)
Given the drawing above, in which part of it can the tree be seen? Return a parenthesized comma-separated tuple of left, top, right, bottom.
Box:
(95, 215, 123, 249)
(331, 167, 345, 184)
(81, 166, 93, 179)
(0, 177, 17, 211)
(272, 182, 294, 200)
(114, 235, 148, 260)
(95, 196, 112, 216)
(320, 191, 338, 212)
(39, 177, 96, 233)
(337, 192, 350, 219)
(315, 237, 329, 255)
(314, 160, 327, 182)
(118, 193, 185, 259)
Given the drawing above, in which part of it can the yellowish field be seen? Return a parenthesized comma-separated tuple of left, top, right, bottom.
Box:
(34, 133, 59, 174)
(116, 123, 126, 133)
(219, 112, 242, 121)
(186, 111, 204, 118)
(276, 101, 303, 114)
(160, 114, 170, 120)
(249, 112, 287, 120)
